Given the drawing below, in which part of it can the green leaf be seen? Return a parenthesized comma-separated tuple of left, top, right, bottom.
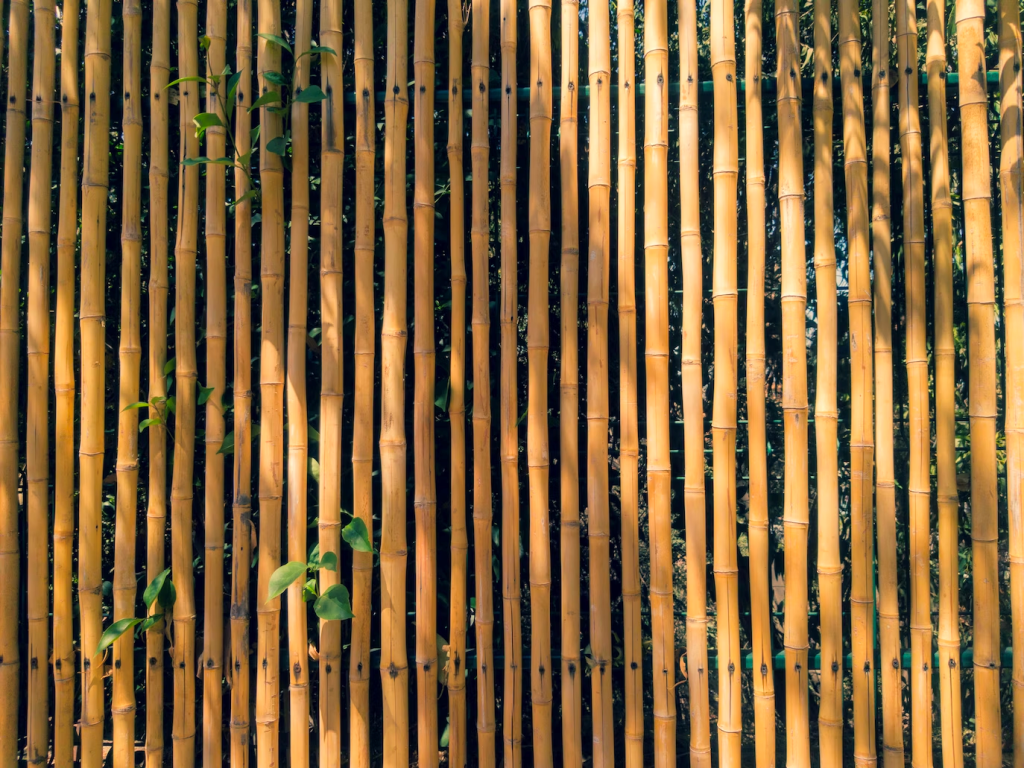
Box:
(182, 156, 212, 166)
(302, 579, 318, 602)
(218, 431, 235, 455)
(123, 401, 149, 412)
(294, 85, 327, 104)
(435, 378, 450, 410)
(143, 568, 172, 610)
(194, 112, 224, 130)
(163, 357, 176, 376)
(263, 70, 289, 87)
(165, 396, 176, 414)
(200, 35, 212, 51)
(249, 91, 283, 112)
(138, 417, 163, 432)
(198, 385, 216, 406)
(96, 617, 142, 656)
(250, 125, 261, 144)
(313, 584, 353, 621)
(267, 136, 288, 156)
(258, 32, 293, 54)
(137, 614, 164, 635)
(266, 561, 307, 602)
(342, 517, 375, 554)
(157, 579, 176, 610)
(308, 457, 320, 483)
(165, 76, 207, 89)
(302, 45, 336, 57)
(440, 722, 450, 749)
(307, 425, 320, 443)
(318, 551, 338, 572)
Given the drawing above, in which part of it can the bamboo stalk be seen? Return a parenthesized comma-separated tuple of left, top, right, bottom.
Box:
(414, 0, 440, 761)
(381, 0, 411, 759)
(711, 0, 742, 760)
(172, 0, 201, 763)
(744, 0, 776, 763)
(446, 1, 469, 763)
(559, 0, 583, 762)
(812, 1, 841, 764)
(79, 0, 113, 761)
(680, 0, 707, 763)
(471, 0, 497, 758)
(777, 0, 810, 761)
(112, 0, 143, 762)
(617, 0, 642, 764)
(0, 0, 28, 748)
(527, 0, 554, 762)
(53, 0, 82, 762)
(958, 0, 1002, 761)
(928, 0, 962, 759)
(285, 1, 312, 764)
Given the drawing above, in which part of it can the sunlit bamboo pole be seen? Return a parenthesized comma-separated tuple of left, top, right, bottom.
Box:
(617, 0, 642, 764)
(958, 0, 1002, 761)
(527, 0, 554, 762)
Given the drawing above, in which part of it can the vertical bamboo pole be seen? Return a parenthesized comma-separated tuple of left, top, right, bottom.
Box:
(527, 0, 554, 762)
(381, 0, 411, 759)
(53, 0, 82, 762)
(446, 1, 469, 762)
(79, 0, 113, 762)
(617, 0, 643, 764)
(812, 1, 841, 764)
(25, 0, 57, 756)
(414, 0, 440, 761)
(777, 0, 810, 761)
(285, 1, 312, 764)
(928, 0, 962, 759)
(680, 0, 707, 763)
(559, 0, 583, 761)
(471, 0, 497, 757)
(112, 0, 143, 762)
(744, 0, 776, 763)
(957, 0, 1002, 761)
(711, 0, 742, 760)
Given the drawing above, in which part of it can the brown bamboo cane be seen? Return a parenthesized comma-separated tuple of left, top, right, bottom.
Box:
(527, 0, 554, 762)
(927, 0, 962, 760)
(586, 0, 613, 763)
(79, 0, 112, 762)
(559, 0, 583, 762)
(839, 0, 877, 762)
(777, 0, 810, 761)
(1001, 0, 1024, 763)
(812, 0, 841, 763)
(255, 0, 286, 759)
(711, 0, 742, 760)
(414, 0, 440, 761)
(896, 0, 932, 762)
(744, 0, 776, 763)
(958, 0, 1002, 761)
(446, 1, 469, 762)
(873, 0, 904, 761)
(148, 0, 172, 763)
(617, 0, 642, 764)
(680, 0, 707, 763)
(471, 0, 497, 758)
(203, 0, 229, 762)
(25, 0, 57, 756)
(0, 0, 28, 748)
(172, 0, 201, 762)
(285, 1, 312, 764)
(112, 0, 143, 762)
(229, 0, 254, 763)
(319, 0, 344, 759)
(53, 0, 82, 762)
(381, 0, 411, 759)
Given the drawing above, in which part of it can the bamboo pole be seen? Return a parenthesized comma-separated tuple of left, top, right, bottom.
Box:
(381, 0, 410, 759)
(172, 0, 201, 762)
(204, 0, 229, 762)
(285, 1, 312, 764)
(680, 0, 707, 763)
(471, 0, 497, 757)
(0, 0, 28, 747)
(617, 0, 642, 764)
(958, 0, 1002, 761)
(112, 0, 143, 762)
(777, 0, 810, 761)
(711, 0, 742, 760)
(229, 0, 254, 763)
(53, 0, 82, 762)
(79, 0, 113, 761)
(414, 0, 440, 761)
(928, 0, 962, 759)
(840, 0, 877, 762)
(446, 1, 469, 762)
(527, 0, 554, 762)
(744, 0, 776, 763)
(812, 0, 841, 763)
(559, 0, 583, 762)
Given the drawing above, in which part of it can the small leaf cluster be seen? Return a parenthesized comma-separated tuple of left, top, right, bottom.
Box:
(96, 568, 177, 655)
